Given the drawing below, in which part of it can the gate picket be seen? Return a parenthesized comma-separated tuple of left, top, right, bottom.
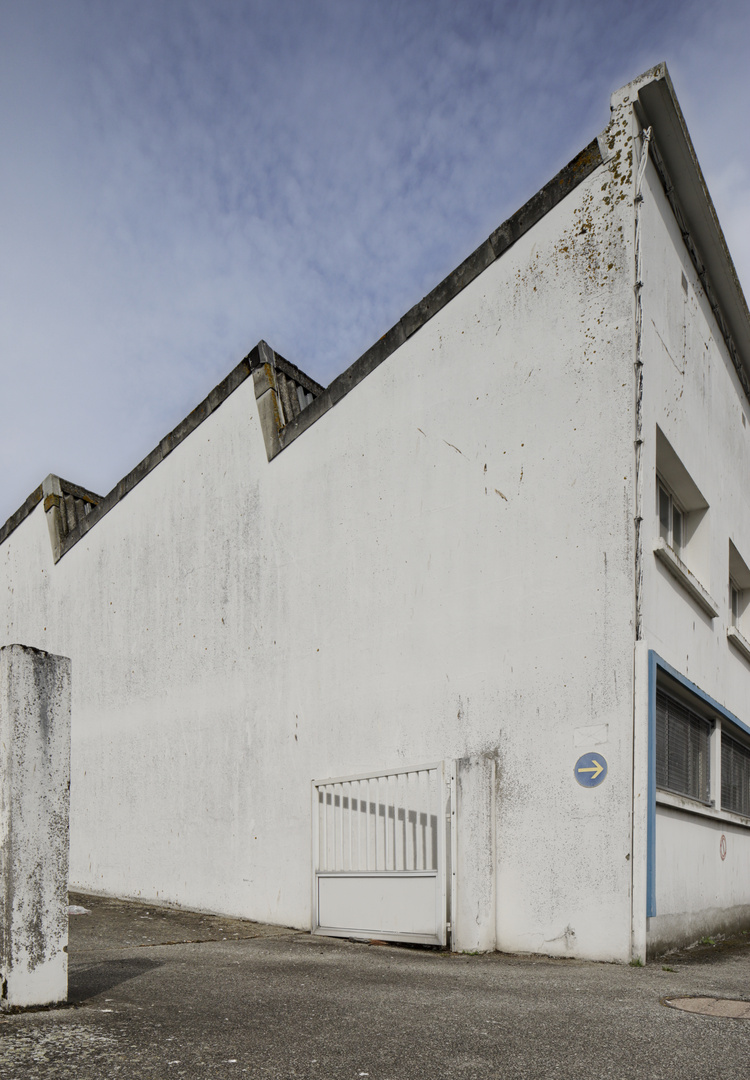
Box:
(312, 761, 453, 946)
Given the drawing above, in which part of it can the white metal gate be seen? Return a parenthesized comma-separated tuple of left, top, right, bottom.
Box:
(312, 761, 455, 946)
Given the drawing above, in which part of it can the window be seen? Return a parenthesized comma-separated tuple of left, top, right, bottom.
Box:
(658, 479, 684, 556)
(730, 578, 742, 627)
(726, 543, 750, 659)
(653, 427, 716, 616)
(728, 542, 750, 633)
(656, 689, 712, 803)
(721, 733, 750, 817)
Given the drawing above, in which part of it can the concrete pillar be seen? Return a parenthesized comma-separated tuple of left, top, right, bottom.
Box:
(453, 754, 497, 952)
(0, 644, 71, 1010)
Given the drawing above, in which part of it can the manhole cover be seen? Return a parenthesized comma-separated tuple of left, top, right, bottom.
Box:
(664, 997, 750, 1019)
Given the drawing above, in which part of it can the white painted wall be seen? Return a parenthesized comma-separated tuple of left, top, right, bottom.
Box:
(651, 804, 750, 952)
(0, 109, 641, 961)
(5, 70, 746, 962)
(638, 145, 750, 950)
(640, 160, 750, 721)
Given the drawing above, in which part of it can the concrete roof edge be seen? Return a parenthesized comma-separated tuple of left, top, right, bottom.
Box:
(609, 62, 668, 111)
(278, 137, 603, 451)
(626, 63, 750, 385)
(1, 133, 606, 553)
(0, 473, 108, 548)
(0, 484, 44, 547)
(57, 477, 103, 505)
(2, 341, 303, 557)
(53, 346, 270, 559)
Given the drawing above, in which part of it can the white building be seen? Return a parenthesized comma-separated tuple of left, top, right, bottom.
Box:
(2, 64, 749, 961)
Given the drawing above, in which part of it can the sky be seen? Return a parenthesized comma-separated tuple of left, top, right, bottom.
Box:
(2, 0, 749, 522)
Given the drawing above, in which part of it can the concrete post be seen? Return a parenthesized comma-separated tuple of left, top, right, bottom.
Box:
(0, 644, 71, 1010)
(454, 754, 497, 952)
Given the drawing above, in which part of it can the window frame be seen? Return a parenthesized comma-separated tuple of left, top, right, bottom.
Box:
(657, 476, 685, 557)
(730, 577, 742, 627)
(726, 542, 750, 659)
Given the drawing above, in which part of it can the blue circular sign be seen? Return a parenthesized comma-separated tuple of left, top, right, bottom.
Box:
(574, 752, 608, 788)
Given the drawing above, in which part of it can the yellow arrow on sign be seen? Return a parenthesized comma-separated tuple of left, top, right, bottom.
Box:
(577, 760, 604, 780)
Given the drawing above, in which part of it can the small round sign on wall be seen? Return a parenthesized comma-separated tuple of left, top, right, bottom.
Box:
(720, 834, 727, 861)
(574, 752, 608, 788)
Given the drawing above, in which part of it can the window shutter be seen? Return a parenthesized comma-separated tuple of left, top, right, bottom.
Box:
(722, 734, 750, 817)
(656, 690, 711, 802)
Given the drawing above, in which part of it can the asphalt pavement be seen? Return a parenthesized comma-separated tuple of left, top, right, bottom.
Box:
(1, 892, 749, 1078)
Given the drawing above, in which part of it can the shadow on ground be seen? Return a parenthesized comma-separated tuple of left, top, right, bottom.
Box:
(68, 956, 163, 1003)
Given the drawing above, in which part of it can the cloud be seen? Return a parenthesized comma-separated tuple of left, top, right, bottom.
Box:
(1, 0, 749, 519)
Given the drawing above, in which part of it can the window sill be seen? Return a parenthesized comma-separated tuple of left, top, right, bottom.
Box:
(727, 625, 750, 663)
(656, 789, 750, 829)
(653, 538, 718, 618)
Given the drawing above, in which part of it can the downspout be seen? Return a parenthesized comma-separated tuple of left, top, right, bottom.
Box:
(631, 125, 652, 958)
(633, 124, 652, 643)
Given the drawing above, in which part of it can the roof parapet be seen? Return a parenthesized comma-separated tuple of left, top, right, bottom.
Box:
(0, 476, 101, 554)
(253, 341, 323, 461)
(42, 475, 102, 564)
(0, 343, 323, 560)
(10, 65, 745, 562)
(275, 138, 603, 456)
(46, 344, 322, 562)
(0, 484, 44, 548)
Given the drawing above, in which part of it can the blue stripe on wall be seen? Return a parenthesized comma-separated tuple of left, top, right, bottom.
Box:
(647, 650, 657, 918)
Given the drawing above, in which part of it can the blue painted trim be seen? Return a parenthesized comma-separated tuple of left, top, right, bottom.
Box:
(647, 650, 657, 918)
(652, 654, 750, 738)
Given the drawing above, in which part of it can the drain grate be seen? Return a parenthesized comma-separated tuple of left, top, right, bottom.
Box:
(664, 997, 750, 1019)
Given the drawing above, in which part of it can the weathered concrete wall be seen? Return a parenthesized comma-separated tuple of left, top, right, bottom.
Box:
(650, 804, 750, 954)
(0, 644, 71, 1009)
(0, 106, 638, 960)
(637, 127, 750, 950)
